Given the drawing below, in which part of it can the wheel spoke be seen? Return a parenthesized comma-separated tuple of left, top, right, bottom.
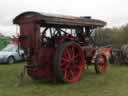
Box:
(64, 48, 71, 59)
(98, 58, 105, 64)
(58, 43, 85, 83)
(69, 46, 75, 58)
(69, 69, 74, 77)
(62, 57, 70, 63)
(73, 50, 81, 59)
(74, 54, 81, 59)
(61, 62, 69, 70)
(73, 64, 81, 71)
(96, 55, 107, 74)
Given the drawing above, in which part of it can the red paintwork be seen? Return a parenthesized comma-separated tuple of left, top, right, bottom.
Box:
(60, 44, 85, 82)
(101, 48, 110, 60)
(13, 11, 107, 83)
(27, 48, 54, 80)
(96, 55, 107, 74)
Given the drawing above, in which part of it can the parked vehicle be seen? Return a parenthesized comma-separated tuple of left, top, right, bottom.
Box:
(0, 44, 24, 64)
(110, 44, 128, 64)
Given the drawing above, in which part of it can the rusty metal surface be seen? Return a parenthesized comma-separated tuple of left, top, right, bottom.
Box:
(13, 11, 106, 27)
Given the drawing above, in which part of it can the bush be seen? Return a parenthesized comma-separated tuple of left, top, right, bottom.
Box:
(0, 37, 12, 50)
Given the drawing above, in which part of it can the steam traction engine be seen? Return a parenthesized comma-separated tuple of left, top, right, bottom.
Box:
(13, 11, 107, 83)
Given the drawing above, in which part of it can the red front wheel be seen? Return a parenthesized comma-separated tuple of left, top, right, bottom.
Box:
(95, 54, 108, 75)
(53, 42, 85, 83)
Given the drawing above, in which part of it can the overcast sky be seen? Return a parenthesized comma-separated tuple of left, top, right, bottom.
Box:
(0, 0, 128, 36)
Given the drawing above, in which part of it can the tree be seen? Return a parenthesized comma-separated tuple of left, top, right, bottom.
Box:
(94, 24, 128, 48)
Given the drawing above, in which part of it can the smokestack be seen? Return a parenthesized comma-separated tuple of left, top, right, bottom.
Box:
(80, 16, 91, 19)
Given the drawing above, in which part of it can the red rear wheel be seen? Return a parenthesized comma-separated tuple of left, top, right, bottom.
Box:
(95, 54, 108, 74)
(53, 42, 85, 83)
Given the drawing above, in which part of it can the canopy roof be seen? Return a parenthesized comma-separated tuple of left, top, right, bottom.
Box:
(13, 11, 106, 28)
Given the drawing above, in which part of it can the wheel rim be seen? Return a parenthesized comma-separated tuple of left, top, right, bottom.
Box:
(96, 55, 107, 74)
(60, 44, 85, 83)
(8, 57, 14, 64)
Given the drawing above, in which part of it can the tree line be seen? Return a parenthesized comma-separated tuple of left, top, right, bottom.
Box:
(94, 24, 128, 48)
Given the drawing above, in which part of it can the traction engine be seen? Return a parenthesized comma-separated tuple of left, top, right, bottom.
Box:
(13, 11, 107, 83)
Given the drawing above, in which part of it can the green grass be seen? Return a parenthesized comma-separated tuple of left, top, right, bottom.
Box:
(0, 63, 128, 96)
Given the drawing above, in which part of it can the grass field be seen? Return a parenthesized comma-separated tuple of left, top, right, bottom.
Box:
(0, 63, 128, 96)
